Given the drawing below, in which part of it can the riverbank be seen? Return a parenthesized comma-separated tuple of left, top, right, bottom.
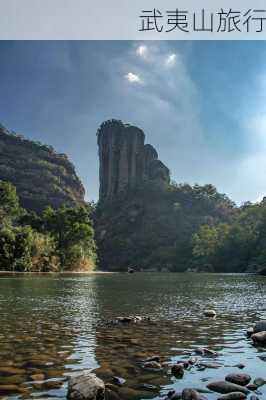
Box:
(0, 270, 116, 275)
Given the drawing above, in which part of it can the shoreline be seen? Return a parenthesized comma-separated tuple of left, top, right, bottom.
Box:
(0, 271, 263, 276)
(0, 270, 117, 275)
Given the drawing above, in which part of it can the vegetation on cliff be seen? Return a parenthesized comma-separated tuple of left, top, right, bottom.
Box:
(0, 124, 85, 213)
(95, 180, 236, 272)
(0, 181, 97, 272)
(96, 179, 266, 273)
(192, 199, 266, 273)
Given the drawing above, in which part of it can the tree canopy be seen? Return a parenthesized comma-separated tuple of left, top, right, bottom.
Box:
(0, 180, 96, 272)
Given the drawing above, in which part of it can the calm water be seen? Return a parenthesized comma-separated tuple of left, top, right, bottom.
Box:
(0, 273, 266, 399)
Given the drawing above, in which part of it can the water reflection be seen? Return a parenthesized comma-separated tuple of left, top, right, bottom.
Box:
(0, 273, 265, 399)
(0, 275, 99, 398)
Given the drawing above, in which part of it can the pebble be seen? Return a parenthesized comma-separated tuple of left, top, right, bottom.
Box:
(182, 388, 206, 399)
(30, 373, 45, 381)
(207, 381, 249, 394)
(175, 360, 190, 369)
(246, 384, 258, 391)
(171, 364, 184, 378)
(203, 348, 217, 356)
(143, 361, 162, 371)
(117, 317, 133, 323)
(195, 348, 217, 357)
(167, 390, 182, 399)
(143, 355, 160, 363)
(188, 357, 198, 365)
(67, 373, 105, 400)
(203, 310, 216, 318)
(140, 383, 158, 391)
(112, 376, 126, 386)
(129, 339, 139, 345)
(251, 331, 266, 345)
(253, 377, 265, 387)
(167, 389, 176, 397)
(234, 364, 245, 369)
(225, 373, 251, 386)
(198, 361, 222, 369)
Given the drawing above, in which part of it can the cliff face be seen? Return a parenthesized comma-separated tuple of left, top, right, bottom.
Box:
(0, 124, 85, 212)
(97, 120, 170, 201)
(95, 120, 236, 272)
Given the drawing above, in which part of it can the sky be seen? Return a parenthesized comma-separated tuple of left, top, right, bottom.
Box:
(1, 40, 266, 205)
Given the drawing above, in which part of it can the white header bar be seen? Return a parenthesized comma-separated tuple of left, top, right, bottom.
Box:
(1, 0, 266, 39)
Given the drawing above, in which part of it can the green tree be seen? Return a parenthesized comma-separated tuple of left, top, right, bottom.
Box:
(0, 224, 16, 270)
(42, 205, 97, 270)
(0, 181, 20, 222)
(192, 223, 230, 271)
(0, 225, 36, 271)
(30, 231, 59, 272)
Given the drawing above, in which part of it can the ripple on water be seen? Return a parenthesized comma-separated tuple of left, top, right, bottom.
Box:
(0, 273, 265, 399)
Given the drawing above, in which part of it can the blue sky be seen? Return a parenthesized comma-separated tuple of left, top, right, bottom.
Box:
(1, 40, 266, 204)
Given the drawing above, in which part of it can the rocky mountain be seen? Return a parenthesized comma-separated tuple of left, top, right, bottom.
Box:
(97, 120, 170, 202)
(95, 120, 236, 271)
(0, 124, 85, 213)
(0, 119, 239, 272)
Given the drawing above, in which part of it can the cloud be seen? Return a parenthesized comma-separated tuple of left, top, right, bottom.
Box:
(165, 53, 177, 67)
(136, 45, 148, 58)
(124, 72, 142, 84)
(109, 42, 211, 185)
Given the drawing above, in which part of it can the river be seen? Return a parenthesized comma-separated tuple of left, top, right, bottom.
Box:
(0, 273, 265, 399)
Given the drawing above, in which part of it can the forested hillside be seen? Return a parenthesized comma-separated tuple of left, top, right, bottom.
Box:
(0, 124, 85, 213)
(95, 181, 237, 272)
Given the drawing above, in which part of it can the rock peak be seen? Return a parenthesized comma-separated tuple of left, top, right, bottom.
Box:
(97, 119, 170, 201)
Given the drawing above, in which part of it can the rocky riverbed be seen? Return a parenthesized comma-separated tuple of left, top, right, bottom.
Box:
(0, 273, 266, 399)
(67, 316, 266, 400)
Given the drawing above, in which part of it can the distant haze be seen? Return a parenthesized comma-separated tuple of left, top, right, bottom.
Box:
(1, 41, 266, 205)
